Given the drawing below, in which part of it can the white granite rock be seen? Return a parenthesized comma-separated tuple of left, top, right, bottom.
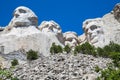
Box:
(113, 3, 120, 22)
(64, 31, 79, 48)
(82, 18, 105, 47)
(80, 3, 120, 47)
(0, 6, 63, 56)
(4, 6, 38, 31)
(39, 20, 64, 44)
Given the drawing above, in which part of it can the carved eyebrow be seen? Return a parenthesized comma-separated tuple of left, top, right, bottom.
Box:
(19, 9, 26, 13)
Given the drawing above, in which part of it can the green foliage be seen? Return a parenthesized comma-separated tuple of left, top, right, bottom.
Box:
(97, 42, 120, 58)
(109, 52, 120, 67)
(64, 45, 71, 53)
(95, 66, 101, 73)
(27, 49, 38, 60)
(96, 42, 120, 80)
(11, 59, 19, 66)
(57, 45, 63, 53)
(74, 45, 81, 53)
(74, 42, 97, 56)
(50, 43, 63, 54)
(100, 68, 120, 80)
(96, 77, 101, 80)
(0, 69, 12, 79)
(97, 47, 108, 57)
(73, 51, 77, 56)
(107, 42, 120, 52)
(0, 68, 19, 80)
(11, 77, 19, 80)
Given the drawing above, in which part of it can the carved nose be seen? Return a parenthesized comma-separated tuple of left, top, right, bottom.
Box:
(88, 29, 92, 33)
(14, 14, 19, 18)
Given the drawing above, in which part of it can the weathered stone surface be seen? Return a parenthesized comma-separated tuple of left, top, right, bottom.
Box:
(39, 20, 64, 44)
(4, 6, 38, 31)
(0, 6, 63, 56)
(0, 27, 4, 32)
(0, 27, 63, 56)
(113, 3, 120, 22)
(80, 3, 120, 47)
(78, 33, 86, 43)
(82, 18, 105, 47)
(64, 31, 79, 48)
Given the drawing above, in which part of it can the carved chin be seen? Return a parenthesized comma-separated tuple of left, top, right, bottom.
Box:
(90, 36, 98, 44)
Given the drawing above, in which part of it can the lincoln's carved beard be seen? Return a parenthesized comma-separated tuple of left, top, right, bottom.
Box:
(84, 22, 104, 45)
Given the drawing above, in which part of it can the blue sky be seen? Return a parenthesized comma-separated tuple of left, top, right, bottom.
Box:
(0, 0, 119, 35)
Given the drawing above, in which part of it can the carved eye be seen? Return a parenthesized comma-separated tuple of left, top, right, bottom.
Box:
(90, 25, 97, 30)
(19, 9, 26, 13)
(14, 10, 19, 18)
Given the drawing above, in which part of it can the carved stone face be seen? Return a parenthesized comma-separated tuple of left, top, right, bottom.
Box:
(64, 32, 79, 48)
(8, 6, 38, 28)
(83, 19, 104, 45)
(39, 21, 64, 44)
(39, 21, 62, 34)
(113, 3, 120, 22)
(14, 8, 27, 18)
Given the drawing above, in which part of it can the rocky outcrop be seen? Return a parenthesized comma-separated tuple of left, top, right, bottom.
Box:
(82, 18, 105, 47)
(0, 6, 63, 56)
(4, 6, 38, 31)
(12, 53, 111, 80)
(64, 31, 79, 48)
(78, 33, 86, 43)
(113, 3, 120, 22)
(39, 20, 64, 44)
(80, 3, 120, 47)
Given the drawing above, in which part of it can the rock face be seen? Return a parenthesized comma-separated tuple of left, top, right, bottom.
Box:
(113, 3, 120, 22)
(4, 6, 38, 31)
(78, 33, 86, 43)
(82, 18, 105, 47)
(80, 3, 120, 47)
(64, 31, 79, 48)
(39, 20, 64, 44)
(0, 6, 63, 56)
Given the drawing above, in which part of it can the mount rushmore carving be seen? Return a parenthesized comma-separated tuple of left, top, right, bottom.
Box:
(0, 3, 120, 56)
